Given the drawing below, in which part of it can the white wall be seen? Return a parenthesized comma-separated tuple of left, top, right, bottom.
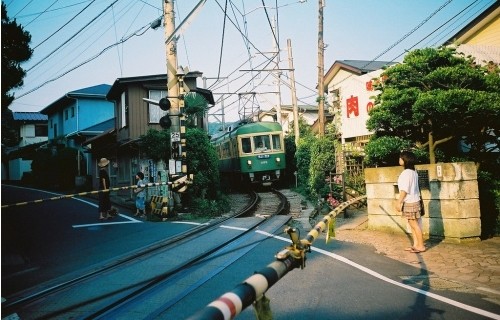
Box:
(332, 69, 384, 142)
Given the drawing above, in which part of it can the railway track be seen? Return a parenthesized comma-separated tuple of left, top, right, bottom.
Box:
(2, 189, 290, 319)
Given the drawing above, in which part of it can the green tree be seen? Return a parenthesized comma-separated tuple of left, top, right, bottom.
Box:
(1, 3, 33, 146)
(308, 136, 336, 199)
(185, 127, 229, 217)
(139, 129, 171, 161)
(367, 47, 500, 166)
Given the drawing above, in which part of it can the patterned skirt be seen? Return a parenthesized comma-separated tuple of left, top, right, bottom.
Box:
(402, 201, 421, 219)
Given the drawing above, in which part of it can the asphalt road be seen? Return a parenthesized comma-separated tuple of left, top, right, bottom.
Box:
(1, 185, 196, 296)
(2, 185, 499, 319)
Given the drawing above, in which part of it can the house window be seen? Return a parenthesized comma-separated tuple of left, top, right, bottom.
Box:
(120, 91, 128, 128)
(71, 107, 75, 118)
(148, 89, 168, 123)
(35, 124, 48, 137)
(65, 109, 69, 120)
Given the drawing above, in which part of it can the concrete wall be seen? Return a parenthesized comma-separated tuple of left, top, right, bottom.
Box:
(365, 162, 481, 243)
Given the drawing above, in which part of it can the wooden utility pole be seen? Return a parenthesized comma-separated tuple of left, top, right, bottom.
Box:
(272, 17, 282, 124)
(317, 0, 325, 136)
(164, 0, 179, 134)
(287, 39, 300, 146)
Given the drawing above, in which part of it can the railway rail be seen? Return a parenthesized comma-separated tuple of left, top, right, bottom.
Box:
(2, 189, 290, 319)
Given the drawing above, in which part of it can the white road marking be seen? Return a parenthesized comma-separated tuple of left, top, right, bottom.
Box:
(5, 185, 142, 228)
(256, 230, 500, 320)
(171, 221, 210, 226)
(72, 214, 142, 228)
(220, 225, 249, 231)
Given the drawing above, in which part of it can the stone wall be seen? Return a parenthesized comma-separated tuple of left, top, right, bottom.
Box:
(364, 162, 481, 243)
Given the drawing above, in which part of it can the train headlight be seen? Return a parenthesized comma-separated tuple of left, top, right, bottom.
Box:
(275, 157, 281, 165)
(247, 160, 252, 167)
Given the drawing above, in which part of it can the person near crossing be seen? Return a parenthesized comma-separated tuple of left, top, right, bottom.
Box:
(395, 151, 425, 253)
(98, 158, 112, 220)
(134, 172, 146, 218)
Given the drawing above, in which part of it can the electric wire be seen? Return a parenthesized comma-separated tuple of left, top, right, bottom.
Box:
(332, 0, 455, 88)
(26, 0, 119, 73)
(24, 0, 59, 28)
(24, 0, 138, 85)
(428, 0, 493, 47)
(261, 0, 279, 52)
(12, 1, 94, 19)
(389, 0, 482, 62)
(32, 0, 97, 50)
(28, 1, 136, 83)
(217, 0, 229, 79)
(112, 5, 123, 76)
(15, 17, 158, 100)
(12, 0, 34, 18)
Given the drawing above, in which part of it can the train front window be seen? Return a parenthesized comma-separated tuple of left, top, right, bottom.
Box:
(254, 136, 270, 152)
(241, 138, 251, 154)
(272, 134, 282, 150)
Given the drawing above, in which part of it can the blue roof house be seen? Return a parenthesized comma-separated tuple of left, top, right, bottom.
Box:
(40, 84, 114, 185)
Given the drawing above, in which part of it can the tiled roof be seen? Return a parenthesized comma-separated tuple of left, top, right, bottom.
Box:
(338, 60, 397, 73)
(455, 44, 500, 65)
(12, 112, 48, 121)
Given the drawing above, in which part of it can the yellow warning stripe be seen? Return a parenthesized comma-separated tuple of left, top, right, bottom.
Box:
(1, 181, 178, 209)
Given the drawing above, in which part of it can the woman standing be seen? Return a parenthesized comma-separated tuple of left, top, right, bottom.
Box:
(98, 158, 112, 220)
(134, 172, 146, 217)
(395, 151, 425, 253)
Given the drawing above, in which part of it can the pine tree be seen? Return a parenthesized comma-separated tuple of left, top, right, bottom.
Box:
(1, 3, 33, 146)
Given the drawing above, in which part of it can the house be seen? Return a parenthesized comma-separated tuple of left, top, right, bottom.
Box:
(324, 60, 397, 173)
(260, 104, 319, 135)
(91, 74, 169, 192)
(443, 1, 500, 65)
(40, 84, 114, 184)
(86, 71, 214, 201)
(5, 112, 48, 181)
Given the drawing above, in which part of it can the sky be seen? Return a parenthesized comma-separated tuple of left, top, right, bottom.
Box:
(5, 0, 496, 123)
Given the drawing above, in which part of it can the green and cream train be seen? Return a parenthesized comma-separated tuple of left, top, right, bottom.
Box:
(211, 121, 286, 187)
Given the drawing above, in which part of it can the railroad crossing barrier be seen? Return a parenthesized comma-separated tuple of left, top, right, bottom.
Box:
(1, 175, 193, 209)
(187, 195, 368, 320)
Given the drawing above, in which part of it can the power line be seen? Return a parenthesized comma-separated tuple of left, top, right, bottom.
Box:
(389, 0, 482, 62)
(332, 0, 455, 88)
(32, 0, 97, 50)
(26, 0, 119, 73)
(24, 0, 59, 27)
(217, 0, 229, 79)
(14, 17, 158, 101)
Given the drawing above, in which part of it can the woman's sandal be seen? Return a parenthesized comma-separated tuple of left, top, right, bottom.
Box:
(410, 248, 426, 253)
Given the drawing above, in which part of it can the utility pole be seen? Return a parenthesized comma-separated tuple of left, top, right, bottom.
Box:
(164, 0, 179, 134)
(272, 17, 282, 124)
(287, 39, 300, 146)
(317, 0, 325, 137)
